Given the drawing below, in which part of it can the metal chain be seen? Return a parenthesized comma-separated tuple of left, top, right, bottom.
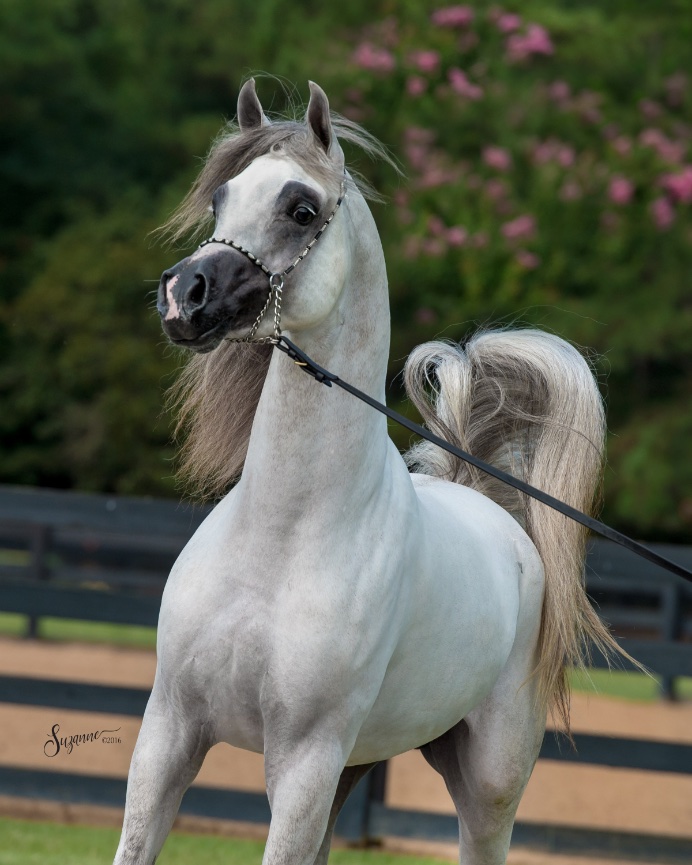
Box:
(197, 178, 346, 344)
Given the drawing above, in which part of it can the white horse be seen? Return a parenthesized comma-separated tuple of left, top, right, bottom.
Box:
(115, 79, 620, 865)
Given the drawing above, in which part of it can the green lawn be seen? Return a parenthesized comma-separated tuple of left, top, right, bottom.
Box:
(0, 613, 157, 650)
(0, 817, 449, 865)
(569, 666, 692, 701)
(1, 612, 690, 702)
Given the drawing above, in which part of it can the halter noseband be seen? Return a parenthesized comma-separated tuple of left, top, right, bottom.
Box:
(197, 179, 346, 344)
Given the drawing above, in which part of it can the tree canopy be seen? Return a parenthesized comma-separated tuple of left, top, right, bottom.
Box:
(1, 0, 690, 540)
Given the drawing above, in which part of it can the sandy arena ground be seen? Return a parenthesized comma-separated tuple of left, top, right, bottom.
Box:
(0, 635, 691, 865)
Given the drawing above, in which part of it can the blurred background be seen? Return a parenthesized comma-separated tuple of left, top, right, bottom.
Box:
(1, 0, 690, 541)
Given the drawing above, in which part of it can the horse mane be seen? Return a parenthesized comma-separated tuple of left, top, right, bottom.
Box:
(163, 110, 396, 500)
(159, 114, 393, 246)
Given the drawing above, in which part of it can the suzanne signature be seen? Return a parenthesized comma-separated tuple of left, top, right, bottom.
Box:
(44, 723, 122, 757)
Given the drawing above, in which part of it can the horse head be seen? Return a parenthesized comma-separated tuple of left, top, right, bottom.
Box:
(157, 79, 350, 352)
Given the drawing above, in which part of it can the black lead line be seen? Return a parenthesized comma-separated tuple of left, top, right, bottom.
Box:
(274, 334, 692, 585)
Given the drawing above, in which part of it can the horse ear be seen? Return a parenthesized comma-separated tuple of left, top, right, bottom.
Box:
(237, 78, 268, 131)
(306, 81, 342, 162)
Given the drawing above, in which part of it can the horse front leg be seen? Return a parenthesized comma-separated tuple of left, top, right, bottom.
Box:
(262, 733, 361, 865)
(312, 762, 377, 865)
(113, 686, 212, 865)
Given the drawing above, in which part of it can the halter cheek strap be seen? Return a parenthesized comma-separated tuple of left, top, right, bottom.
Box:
(197, 179, 346, 344)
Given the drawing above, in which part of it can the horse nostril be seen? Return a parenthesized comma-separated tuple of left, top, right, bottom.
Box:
(186, 274, 207, 310)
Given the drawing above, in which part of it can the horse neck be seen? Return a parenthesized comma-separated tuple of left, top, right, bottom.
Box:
(239, 195, 391, 526)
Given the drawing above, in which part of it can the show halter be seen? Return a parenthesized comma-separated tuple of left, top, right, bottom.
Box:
(198, 179, 346, 343)
(199, 176, 692, 584)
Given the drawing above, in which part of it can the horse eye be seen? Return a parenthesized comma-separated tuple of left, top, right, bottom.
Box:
(292, 205, 316, 226)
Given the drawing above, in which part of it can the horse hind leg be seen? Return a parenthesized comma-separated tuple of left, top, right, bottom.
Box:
(421, 675, 545, 865)
(421, 569, 546, 864)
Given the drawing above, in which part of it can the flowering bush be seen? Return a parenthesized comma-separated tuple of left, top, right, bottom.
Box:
(1, 0, 689, 538)
(336, 3, 692, 536)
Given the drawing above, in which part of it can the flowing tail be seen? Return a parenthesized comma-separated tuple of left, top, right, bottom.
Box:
(404, 329, 630, 732)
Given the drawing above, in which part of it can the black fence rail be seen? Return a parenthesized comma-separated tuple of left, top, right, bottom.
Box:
(1, 485, 691, 861)
(1, 485, 690, 657)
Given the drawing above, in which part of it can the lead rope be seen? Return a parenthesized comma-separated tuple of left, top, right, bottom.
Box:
(197, 179, 346, 344)
(200, 178, 691, 584)
(273, 335, 692, 585)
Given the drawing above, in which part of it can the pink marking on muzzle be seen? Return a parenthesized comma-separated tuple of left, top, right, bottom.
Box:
(164, 274, 180, 320)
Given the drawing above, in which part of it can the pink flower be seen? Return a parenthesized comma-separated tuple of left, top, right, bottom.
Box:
(408, 50, 440, 73)
(448, 67, 483, 100)
(526, 23, 554, 53)
(548, 80, 570, 103)
(506, 24, 554, 62)
(665, 72, 687, 109)
(573, 90, 602, 124)
(531, 141, 554, 165)
(560, 180, 582, 201)
(639, 128, 686, 164)
(378, 16, 400, 48)
(407, 76, 427, 97)
(639, 128, 664, 148)
(660, 166, 692, 204)
(405, 143, 429, 171)
(485, 178, 509, 201)
(431, 6, 474, 27)
(650, 196, 675, 230)
(608, 176, 635, 205)
(611, 136, 632, 156)
(447, 226, 468, 247)
(496, 13, 521, 33)
(639, 99, 663, 121)
(482, 145, 512, 171)
(515, 250, 540, 269)
(501, 214, 536, 241)
(428, 215, 447, 236)
(352, 42, 396, 73)
(417, 166, 460, 188)
(422, 238, 446, 257)
(531, 138, 573, 167)
(405, 126, 435, 144)
(557, 145, 575, 167)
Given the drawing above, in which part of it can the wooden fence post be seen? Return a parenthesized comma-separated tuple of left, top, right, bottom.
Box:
(25, 524, 50, 639)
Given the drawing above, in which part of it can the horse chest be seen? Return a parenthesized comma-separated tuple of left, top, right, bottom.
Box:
(158, 550, 403, 753)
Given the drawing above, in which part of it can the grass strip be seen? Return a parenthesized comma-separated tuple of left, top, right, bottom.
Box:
(0, 816, 450, 865)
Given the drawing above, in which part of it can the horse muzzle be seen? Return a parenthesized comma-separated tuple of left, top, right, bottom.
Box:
(157, 249, 272, 351)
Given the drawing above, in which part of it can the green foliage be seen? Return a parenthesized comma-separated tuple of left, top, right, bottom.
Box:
(0, 193, 180, 493)
(0, 0, 690, 537)
(0, 817, 453, 865)
(322, 2, 692, 537)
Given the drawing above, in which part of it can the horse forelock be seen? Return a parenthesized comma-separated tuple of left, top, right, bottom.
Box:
(159, 114, 394, 248)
